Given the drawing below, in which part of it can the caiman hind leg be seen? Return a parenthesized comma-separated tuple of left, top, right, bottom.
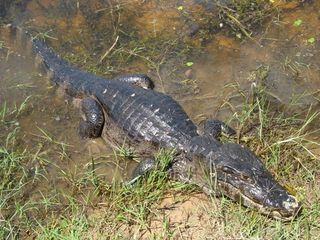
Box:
(198, 119, 236, 139)
(113, 74, 154, 89)
(79, 97, 104, 138)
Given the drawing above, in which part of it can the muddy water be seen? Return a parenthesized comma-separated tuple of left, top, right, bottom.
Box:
(0, 1, 319, 190)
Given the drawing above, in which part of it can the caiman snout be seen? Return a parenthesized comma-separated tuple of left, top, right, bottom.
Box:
(253, 184, 301, 220)
(209, 143, 301, 220)
(271, 194, 301, 220)
(282, 195, 300, 212)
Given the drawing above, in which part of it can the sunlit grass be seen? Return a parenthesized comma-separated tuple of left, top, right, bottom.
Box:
(1, 80, 320, 239)
(1, 32, 320, 239)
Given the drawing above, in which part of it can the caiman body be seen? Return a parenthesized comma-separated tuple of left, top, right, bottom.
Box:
(2, 24, 301, 220)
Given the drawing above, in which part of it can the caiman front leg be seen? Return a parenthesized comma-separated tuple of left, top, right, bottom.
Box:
(128, 151, 176, 184)
(113, 74, 154, 89)
(198, 119, 236, 139)
(129, 153, 222, 197)
(169, 154, 222, 197)
(128, 157, 157, 184)
(79, 97, 104, 138)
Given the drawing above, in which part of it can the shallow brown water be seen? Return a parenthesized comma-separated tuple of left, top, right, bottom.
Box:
(0, 0, 319, 216)
(0, 0, 320, 182)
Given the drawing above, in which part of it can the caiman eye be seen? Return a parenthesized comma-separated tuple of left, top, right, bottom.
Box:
(240, 174, 251, 181)
(239, 173, 254, 183)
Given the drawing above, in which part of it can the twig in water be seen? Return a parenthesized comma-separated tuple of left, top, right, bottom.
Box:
(99, 35, 119, 64)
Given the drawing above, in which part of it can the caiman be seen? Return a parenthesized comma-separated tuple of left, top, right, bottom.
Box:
(1, 24, 301, 221)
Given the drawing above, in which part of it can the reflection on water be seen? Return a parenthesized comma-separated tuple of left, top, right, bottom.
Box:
(0, 0, 319, 193)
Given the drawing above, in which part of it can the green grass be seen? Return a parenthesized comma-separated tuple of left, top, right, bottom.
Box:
(1, 84, 319, 239)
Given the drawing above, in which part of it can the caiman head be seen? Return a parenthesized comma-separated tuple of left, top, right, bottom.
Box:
(204, 143, 301, 220)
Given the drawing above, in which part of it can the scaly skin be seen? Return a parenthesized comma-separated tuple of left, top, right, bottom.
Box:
(2, 24, 301, 220)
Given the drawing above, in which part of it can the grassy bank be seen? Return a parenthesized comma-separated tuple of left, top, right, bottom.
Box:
(0, 83, 319, 239)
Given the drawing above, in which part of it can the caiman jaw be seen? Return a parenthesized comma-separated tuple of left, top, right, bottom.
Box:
(217, 181, 301, 221)
(203, 143, 302, 221)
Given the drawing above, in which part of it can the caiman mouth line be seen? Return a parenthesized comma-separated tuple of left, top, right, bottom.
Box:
(218, 181, 301, 221)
